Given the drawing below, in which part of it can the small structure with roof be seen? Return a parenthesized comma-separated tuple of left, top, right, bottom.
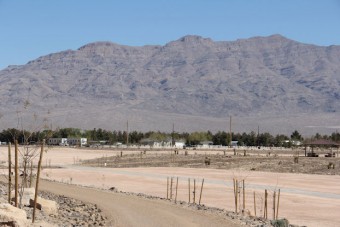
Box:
(304, 139, 340, 157)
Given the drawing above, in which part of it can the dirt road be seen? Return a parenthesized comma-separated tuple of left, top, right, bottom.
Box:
(39, 180, 241, 227)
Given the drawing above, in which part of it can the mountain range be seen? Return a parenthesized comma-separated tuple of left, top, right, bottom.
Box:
(0, 34, 339, 135)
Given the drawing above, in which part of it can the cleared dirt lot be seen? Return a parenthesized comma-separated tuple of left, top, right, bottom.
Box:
(1, 146, 339, 227)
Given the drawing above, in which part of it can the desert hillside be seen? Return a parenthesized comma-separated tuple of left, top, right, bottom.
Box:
(0, 35, 339, 135)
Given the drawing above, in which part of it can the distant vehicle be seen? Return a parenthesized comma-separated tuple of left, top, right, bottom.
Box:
(325, 153, 335, 157)
(59, 142, 69, 146)
(307, 152, 318, 157)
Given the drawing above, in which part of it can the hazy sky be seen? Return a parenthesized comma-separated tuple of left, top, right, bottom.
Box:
(0, 0, 340, 69)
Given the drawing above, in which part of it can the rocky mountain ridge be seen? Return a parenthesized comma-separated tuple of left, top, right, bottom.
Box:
(0, 34, 339, 135)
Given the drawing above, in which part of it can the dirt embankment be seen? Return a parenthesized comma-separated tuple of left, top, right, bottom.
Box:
(82, 152, 340, 175)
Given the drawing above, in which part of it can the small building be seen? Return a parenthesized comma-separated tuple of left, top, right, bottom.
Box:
(200, 141, 213, 148)
(231, 141, 239, 147)
(304, 139, 339, 157)
(67, 138, 87, 147)
(174, 141, 186, 148)
(48, 138, 68, 146)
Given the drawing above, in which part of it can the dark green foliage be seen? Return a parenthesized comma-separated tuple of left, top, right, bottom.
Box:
(291, 130, 303, 141)
(0, 127, 338, 146)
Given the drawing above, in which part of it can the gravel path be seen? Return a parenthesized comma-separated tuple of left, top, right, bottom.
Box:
(39, 180, 245, 227)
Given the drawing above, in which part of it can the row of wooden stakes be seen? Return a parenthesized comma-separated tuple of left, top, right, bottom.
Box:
(233, 178, 281, 220)
(165, 176, 281, 220)
(166, 177, 205, 205)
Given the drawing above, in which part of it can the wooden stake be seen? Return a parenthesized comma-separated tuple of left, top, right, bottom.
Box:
(32, 139, 45, 223)
(233, 178, 238, 213)
(29, 162, 33, 188)
(276, 189, 280, 219)
(238, 180, 241, 212)
(273, 191, 276, 220)
(188, 178, 191, 203)
(236, 179, 239, 213)
(193, 179, 196, 204)
(175, 177, 178, 203)
(167, 177, 169, 199)
(253, 191, 257, 217)
(264, 189, 268, 219)
(14, 140, 18, 207)
(199, 178, 204, 205)
(170, 177, 173, 200)
(8, 142, 11, 203)
(242, 179, 245, 211)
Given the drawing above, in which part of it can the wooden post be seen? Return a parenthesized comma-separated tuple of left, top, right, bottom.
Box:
(23, 157, 28, 188)
(14, 140, 18, 207)
(193, 179, 196, 204)
(167, 177, 169, 199)
(29, 162, 33, 188)
(8, 142, 11, 203)
(32, 139, 45, 223)
(236, 179, 239, 213)
(238, 180, 241, 211)
(233, 178, 238, 213)
(188, 178, 191, 203)
(253, 191, 257, 217)
(273, 191, 276, 220)
(242, 179, 245, 211)
(199, 178, 204, 205)
(276, 189, 280, 219)
(126, 120, 129, 147)
(170, 177, 173, 200)
(175, 177, 178, 203)
(264, 189, 268, 219)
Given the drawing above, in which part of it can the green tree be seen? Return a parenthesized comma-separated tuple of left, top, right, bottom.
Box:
(291, 130, 303, 141)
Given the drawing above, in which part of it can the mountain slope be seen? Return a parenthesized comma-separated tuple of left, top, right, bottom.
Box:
(0, 34, 339, 135)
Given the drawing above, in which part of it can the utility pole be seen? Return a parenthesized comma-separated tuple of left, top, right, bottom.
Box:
(229, 116, 232, 147)
(172, 123, 175, 147)
(257, 125, 260, 148)
(126, 120, 129, 147)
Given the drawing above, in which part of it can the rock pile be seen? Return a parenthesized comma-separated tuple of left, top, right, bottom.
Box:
(0, 182, 108, 226)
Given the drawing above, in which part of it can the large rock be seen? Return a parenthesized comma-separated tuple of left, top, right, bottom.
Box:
(0, 203, 29, 227)
(29, 197, 58, 216)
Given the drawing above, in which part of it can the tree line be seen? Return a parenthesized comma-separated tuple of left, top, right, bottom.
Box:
(0, 127, 339, 147)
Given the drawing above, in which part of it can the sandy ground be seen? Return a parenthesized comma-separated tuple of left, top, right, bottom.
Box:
(1, 146, 340, 227)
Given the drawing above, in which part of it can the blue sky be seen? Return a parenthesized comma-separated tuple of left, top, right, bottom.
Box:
(0, 0, 340, 70)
